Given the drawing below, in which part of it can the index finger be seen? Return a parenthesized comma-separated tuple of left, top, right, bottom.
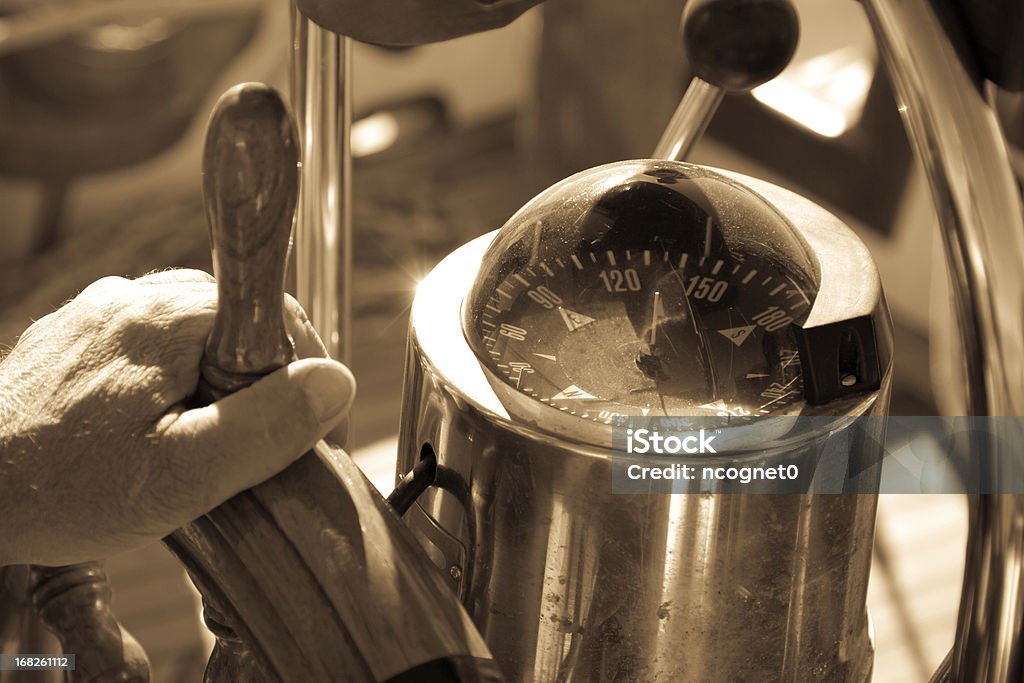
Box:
(282, 295, 350, 446)
(283, 294, 330, 360)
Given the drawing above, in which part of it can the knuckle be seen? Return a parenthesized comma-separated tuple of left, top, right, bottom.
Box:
(180, 268, 215, 283)
(133, 288, 215, 335)
(140, 267, 216, 284)
(81, 275, 131, 296)
(72, 278, 136, 324)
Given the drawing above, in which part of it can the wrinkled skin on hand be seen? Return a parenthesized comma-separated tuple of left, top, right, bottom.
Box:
(0, 270, 355, 566)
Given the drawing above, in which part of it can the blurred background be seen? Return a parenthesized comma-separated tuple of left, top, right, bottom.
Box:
(0, 0, 988, 679)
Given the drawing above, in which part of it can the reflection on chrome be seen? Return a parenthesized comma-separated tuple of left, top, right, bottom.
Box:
(863, 0, 1024, 680)
(289, 3, 353, 365)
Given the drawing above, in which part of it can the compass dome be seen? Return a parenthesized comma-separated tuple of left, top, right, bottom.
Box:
(463, 160, 820, 342)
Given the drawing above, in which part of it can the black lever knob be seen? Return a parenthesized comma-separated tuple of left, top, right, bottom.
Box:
(654, 0, 799, 161)
(682, 0, 800, 92)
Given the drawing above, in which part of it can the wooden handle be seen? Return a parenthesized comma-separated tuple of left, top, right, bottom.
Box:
(200, 83, 297, 395)
(166, 83, 501, 682)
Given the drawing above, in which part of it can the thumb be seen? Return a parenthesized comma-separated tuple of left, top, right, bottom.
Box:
(156, 358, 356, 523)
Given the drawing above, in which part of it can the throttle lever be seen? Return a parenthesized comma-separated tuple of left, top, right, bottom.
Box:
(654, 0, 799, 161)
(165, 83, 503, 683)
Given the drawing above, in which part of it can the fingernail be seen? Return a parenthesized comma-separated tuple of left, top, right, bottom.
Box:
(301, 362, 355, 423)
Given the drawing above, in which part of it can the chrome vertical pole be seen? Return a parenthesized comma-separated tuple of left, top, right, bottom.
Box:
(289, 4, 353, 366)
(862, 1, 1024, 681)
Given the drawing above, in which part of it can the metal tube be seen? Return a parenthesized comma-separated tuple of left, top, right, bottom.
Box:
(652, 77, 725, 161)
(862, 0, 1024, 681)
(289, 5, 353, 366)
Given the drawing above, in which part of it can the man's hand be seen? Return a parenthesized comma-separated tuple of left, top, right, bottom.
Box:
(0, 270, 356, 566)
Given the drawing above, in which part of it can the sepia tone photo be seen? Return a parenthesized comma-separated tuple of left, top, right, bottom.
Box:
(2, 0, 1023, 681)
